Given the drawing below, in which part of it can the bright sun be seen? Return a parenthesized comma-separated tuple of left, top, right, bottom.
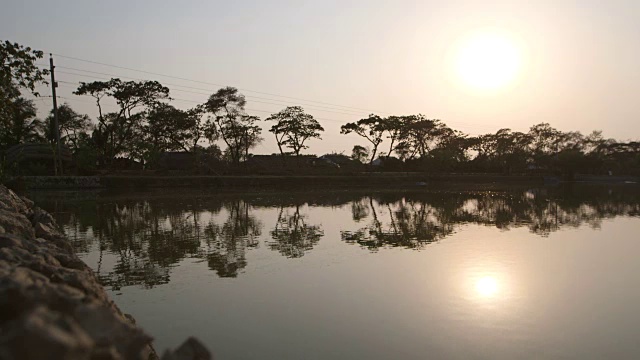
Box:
(455, 30, 523, 91)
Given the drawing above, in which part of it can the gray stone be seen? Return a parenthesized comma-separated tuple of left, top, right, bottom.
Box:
(34, 221, 56, 239)
(2, 306, 94, 360)
(31, 206, 58, 230)
(0, 209, 35, 239)
(0, 186, 30, 214)
(73, 303, 154, 360)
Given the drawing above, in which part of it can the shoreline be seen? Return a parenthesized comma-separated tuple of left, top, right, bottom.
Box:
(6, 173, 638, 190)
(6, 173, 543, 190)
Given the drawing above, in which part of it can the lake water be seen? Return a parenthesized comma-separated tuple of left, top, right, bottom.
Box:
(29, 185, 640, 360)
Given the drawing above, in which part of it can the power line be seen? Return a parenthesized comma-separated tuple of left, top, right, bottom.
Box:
(54, 78, 500, 130)
(52, 53, 389, 114)
(48, 82, 350, 124)
(47, 65, 367, 117)
(53, 83, 360, 124)
(41, 55, 501, 132)
(168, 98, 347, 123)
(42, 54, 504, 133)
(34, 90, 497, 137)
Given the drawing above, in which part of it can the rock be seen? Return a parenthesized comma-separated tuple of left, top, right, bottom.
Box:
(34, 221, 55, 238)
(31, 206, 58, 231)
(73, 304, 154, 360)
(1, 306, 94, 360)
(19, 195, 35, 210)
(0, 186, 30, 214)
(0, 185, 160, 360)
(0, 233, 23, 249)
(161, 338, 212, 360)
(90, 346, 123, 360)
(0, 209, 35, 239)
(0, 184, 211, 359)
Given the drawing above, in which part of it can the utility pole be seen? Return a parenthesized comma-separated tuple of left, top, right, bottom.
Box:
(49, 54, 63, 175)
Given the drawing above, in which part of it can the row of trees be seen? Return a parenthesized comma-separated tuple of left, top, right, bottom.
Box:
(1, 41, 329, 173)
(71, 80, 328, 168)
(342, 114, 640, 176)
(2, 40, 639, 175)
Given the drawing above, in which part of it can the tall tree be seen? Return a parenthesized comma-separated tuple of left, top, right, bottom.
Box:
(427, 128, 470, 170)
(397, 115, 448, 160)
(204, 87, 262, 165)
(0, 40, 48, 107)
(44, 103, 91, 151)
(1, 40, 49, 150)
(0, 97, 43, 149)
(145, 104, 200, 153)
(266, 106, 324, 158)
(382, 115, 405, 158)
(74, 78, 170, 164)
(340, 114, 385, 164)
(528, 123, 561, 165)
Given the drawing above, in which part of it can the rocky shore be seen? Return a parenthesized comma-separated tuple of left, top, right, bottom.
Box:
(0, 185, 211, 360)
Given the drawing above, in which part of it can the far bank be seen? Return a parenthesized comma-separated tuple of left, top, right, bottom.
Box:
(5, 173, 639, 190)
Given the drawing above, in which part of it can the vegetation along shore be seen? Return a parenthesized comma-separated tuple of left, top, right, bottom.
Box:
(2, 40, 639, 180)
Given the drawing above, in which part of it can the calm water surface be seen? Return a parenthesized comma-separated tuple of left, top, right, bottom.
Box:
(30, 185, 640, 360)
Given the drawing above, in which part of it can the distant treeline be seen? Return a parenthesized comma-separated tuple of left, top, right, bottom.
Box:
(2, 40, 639, 176)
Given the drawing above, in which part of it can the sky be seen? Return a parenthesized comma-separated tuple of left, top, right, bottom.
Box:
(2, 0, 639, 155)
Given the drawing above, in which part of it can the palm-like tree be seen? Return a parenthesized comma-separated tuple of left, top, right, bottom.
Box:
(0, 97, 43, 150)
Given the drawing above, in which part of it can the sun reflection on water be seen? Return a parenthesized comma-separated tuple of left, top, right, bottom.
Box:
(475, 276, 499, 298)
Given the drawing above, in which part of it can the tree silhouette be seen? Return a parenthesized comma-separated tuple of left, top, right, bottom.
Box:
(0, 97, 43, 149)
(1, 41, 49, 151)
(267, 106, 324, 159)
(43, 103, 91, 152)
(74, 78, 170, 165)
(0, 40, 48, 102)
(204, 87, 262, 165)
(341, 114, 385, 164)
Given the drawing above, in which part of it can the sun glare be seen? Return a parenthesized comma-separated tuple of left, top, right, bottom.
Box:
(475, 276, 499, 297)
(454, 30, 523, 91)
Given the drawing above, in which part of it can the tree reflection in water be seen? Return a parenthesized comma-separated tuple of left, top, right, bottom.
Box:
(268, 205, 324, 258)
(342, 195, 457, 250)
(203, 200, 261, 277)
(342, 187, 640, 250)
(33, 185, 640, 288)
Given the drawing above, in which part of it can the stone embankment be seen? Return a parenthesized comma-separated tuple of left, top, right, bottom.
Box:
(0, 185, 211, 360)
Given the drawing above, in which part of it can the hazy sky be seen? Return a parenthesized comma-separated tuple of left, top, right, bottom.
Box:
(2, 0, 639, 155)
